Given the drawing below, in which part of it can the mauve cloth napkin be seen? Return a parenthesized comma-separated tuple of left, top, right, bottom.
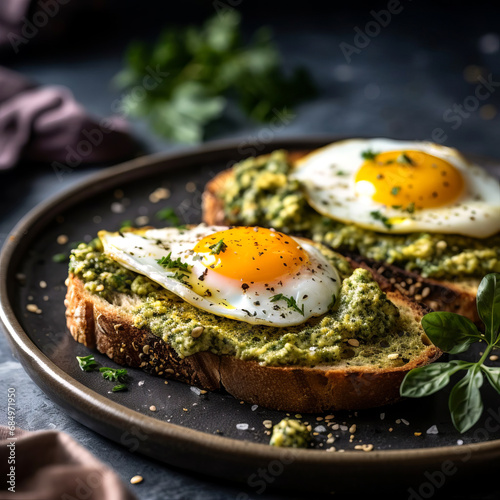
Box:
(0, 426, 138, 500)
(0, 66, 139, 170)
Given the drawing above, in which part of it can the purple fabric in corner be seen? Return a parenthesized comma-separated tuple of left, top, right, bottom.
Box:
(0, 66, 139, 170)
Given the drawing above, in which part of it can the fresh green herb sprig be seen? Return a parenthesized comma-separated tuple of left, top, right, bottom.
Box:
(271, 294, 305, 316)
(361, 149, 379, 161)
(112, 11, 316, 143)
(400, 273, 500, 433)
(76, 355, 98, 372)
(209, 239, 228, 255)
(157, 252, 190, 271)
(397, 152, 415, 165)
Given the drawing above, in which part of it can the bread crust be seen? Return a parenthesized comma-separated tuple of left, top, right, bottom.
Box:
(202, 167, 480, 325)
(65, 274, 440, 412)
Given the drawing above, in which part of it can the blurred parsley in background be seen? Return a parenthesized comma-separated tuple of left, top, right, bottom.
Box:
(112, 11, 317, 143)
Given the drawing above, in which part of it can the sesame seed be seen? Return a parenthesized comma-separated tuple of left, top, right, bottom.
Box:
(57, 234, 68, 245)
(26, 304, 42, 314)
(186, 182, 197, 193)
(130, 475, 143, 485)
(421, 287, 431, 299)
(149, 405, 157, 412)
(490, 355, 499, 361)
(414, 432, 422, 437)
(388, 353, 399, 360)
(349, 424, 357, 433)
(39, 281, 47, 288)
(191, 326, 204, 338)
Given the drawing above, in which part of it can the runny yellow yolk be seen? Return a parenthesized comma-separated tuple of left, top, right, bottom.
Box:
(193, 227, 309, 282)
(354, 150, 465, 209)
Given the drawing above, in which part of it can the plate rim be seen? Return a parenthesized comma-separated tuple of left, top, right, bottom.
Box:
(1, 135, 500, 487)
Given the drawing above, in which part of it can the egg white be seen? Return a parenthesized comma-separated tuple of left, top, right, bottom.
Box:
(291, 138, 500, 238)
(99, 224, 340, 327)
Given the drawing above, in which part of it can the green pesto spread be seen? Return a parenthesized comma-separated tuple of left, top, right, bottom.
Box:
(69, 239, 426, 368)
(269, 418, 310, 448)
(220, 150, 500, 280)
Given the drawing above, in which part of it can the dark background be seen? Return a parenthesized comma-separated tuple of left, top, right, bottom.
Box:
(1, 1, 500, 499)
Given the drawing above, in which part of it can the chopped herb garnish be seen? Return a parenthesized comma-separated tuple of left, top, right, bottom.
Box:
(52, 253, 67, 263)
(76, 355, 98, 372)
(328, 294, 337, 310)
(400, 273, 500, 433)
(270, 294, 305, 316)
(209, 239, 228, 255)
(391, 186, 401, 196)
(120, 220, 133, 229)
(336, 170, 346, 176)
(397, 152, 415, 165)
(172, 271, 190, 284)
(112, 384, 128, 392)
(370, 210, 393, 229)
(157, 252, 190, 271)
(361, 149, 379, 161)
(99, 367, 129, 383)
(406, 202, 416, 214)
(156, 207, 181, 226)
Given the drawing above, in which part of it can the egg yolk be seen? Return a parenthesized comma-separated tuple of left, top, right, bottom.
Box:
(355, 150, 465, 209)
(193, 227, 309, 282)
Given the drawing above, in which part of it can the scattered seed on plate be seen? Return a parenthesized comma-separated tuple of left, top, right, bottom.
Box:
(57, 234, 68, 245)
(39, 281, 47, 288)
(43, 296, 49, 301)
(111, 202, 125, 214)
(185, 181, 197, 193)
(26, 304, 42, 314)
(263, 420, 273, 429)
(135, 215, 149, 226)
(490, 355, 499, 361)
(414, 432, 422, 437)
(93, 215, 102, 224)
(149, 405, 157, 412)
(130, 475, 143, 485)
(354, 444, 374, 452)
(349, 424, 357, 433)
(387, 353, 399, 360)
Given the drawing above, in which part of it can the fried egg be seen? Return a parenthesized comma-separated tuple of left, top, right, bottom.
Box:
(99, 224, 340, 327)
(291, 138, 500, 238)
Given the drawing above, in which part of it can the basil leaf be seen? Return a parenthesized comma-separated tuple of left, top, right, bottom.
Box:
(400, 360, 470, 398)
(476, 273, 500, 344)
(482, 365, 500, 395)
(449, 365, 484, 433)
(421, 312, 480, 354)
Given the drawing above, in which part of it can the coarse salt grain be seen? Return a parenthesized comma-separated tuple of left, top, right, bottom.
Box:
(236, 423, 249, 430)
(314, 425, 326, 433)
(251, 405, 258, 411)
(426, 425, 439, 435)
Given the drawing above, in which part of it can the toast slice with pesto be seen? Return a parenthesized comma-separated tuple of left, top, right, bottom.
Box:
(65, 234, 440, 413)
(201, 151, 490, 325)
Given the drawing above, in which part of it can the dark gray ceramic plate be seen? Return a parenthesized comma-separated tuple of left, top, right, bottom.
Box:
(1, 137, 500, 496)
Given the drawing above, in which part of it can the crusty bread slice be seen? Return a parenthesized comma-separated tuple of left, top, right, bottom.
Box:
(202, 166, 480, 325)
(65, 273, 440, 413)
